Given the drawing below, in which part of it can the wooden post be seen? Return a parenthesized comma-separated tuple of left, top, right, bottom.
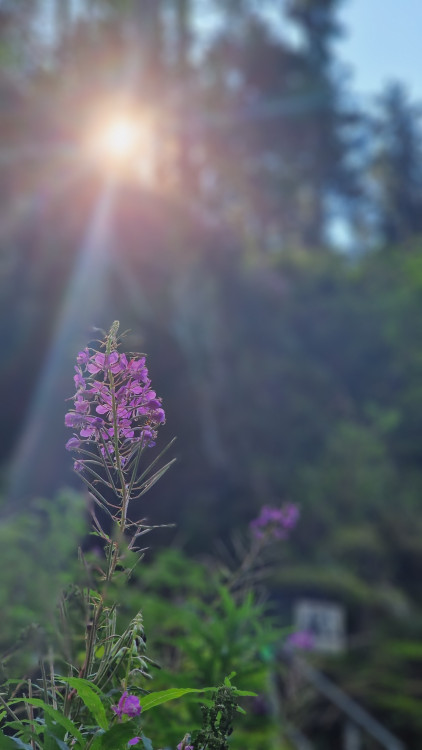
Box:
(343, 721, 362, 750)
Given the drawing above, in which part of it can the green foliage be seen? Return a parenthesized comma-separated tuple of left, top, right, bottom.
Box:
(89, 721, 140, 750)
(8, 699, 84, 745)
(0, 490, 87, 674)
(115, 548, 283, 749)
(191, 685, 238, 750)
(56, 679, 108, 730)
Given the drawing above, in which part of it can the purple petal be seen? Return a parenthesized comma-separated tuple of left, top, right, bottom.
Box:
(65, 412, 85, 429)
(65, 437, 81, 451)
(96, 404, 109, 414)
(76, 348, 90, 366)
(121, 693, 141, 717)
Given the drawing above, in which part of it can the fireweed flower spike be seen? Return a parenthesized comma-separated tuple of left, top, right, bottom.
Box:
(65, 337, 165, 453)
(64, 322, 170, 532)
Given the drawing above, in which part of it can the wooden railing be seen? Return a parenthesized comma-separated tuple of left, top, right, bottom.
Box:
(278, 657, 406, 750)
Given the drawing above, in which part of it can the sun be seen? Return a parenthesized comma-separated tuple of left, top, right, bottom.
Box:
(81, 100, 157, 183)
(98, 117, 140, 162)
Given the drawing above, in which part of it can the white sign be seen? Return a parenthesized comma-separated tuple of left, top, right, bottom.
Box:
(294, 599, 346, 653)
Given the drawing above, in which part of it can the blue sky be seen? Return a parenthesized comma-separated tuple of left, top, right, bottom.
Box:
(339, 0, 422, 101)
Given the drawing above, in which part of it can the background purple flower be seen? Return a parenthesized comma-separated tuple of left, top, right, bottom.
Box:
(250, 503, 300, 541)
(286, 630, 314, 651)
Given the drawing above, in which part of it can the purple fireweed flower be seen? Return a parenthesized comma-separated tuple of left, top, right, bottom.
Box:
(73, 368, 86, 391)
(127, 357, 148, 381)
(286, 630, 314, 651)
(279, 502, 300, 529)
(65, 336, 165, 470)
(100, 441, 115, 458)
(79, 415, 105, 439)
(75, 395, 90, 414)
(77, 348, 90, 366)
(128, 739, 141, 747)
(65, 412, 87, 429)
(112, 691, 142, 719)
(154, 407, 166, 424)
(87, 351, 122, 376)
(65, 437, 81, 451)
(74, 461, 84, 472)
(250, 503, 300, 541)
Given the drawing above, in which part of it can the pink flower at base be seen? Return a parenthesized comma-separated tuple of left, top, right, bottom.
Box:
(112, 691, 142, 719)
(177, 735, 194, 750)
(128, 739, 141, 746)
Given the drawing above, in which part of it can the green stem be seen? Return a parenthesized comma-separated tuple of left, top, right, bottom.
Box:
(27, 680, 36, 750)
(48, 648, 57, 711)
(39, 659, 49, 706)
(106, 368, 129, 587)
(0, 693, 21, 722)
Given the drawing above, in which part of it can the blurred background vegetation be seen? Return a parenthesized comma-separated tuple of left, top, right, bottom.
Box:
(1, 1, 422, 748)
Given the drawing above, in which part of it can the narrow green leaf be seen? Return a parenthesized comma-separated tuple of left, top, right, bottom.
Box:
(57, 678, 108, 731)
(141, 687, 215, 712)
(44, 731, 57, 750)
(0, 723, 38, 733)
(0, 734, 32, 750)
(48, 735, 69, 750)
(141, 734, 153, 750)
(135, 437, 176, 483)
(57, 676, 102, 694)
(233, 690, 257, 697)
(77, 475, 113, 518)
(134, 459, 177, 499)
(45, 713, 67, 750)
